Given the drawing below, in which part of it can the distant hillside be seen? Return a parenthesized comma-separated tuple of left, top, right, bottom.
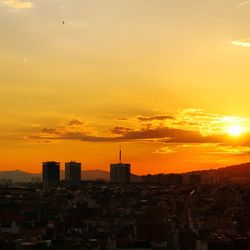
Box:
(82, 170, 110, 180)
(0, 170, 111, 183)
(2, 162, 250, 183)
(0, 170, 40, 182)
(59, 170, 110, 181)
(216, 163, 250, 177)
(186, 162, 250, 179)
(0, 170, 140, 183)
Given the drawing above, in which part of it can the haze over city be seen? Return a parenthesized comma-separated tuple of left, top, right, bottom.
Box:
(1, 0, 250, 174)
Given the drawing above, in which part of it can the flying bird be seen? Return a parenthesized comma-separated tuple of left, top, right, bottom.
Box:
(62, 21, 65, 24)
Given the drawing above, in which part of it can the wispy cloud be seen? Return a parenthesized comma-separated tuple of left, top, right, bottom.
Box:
(238, 0, 250, 7)
(67, 21, 87, 28)
(154, 146, 177, 154)
(231, 39, 250, 47)
(23, 57, 28, 65)
(34, 124, 229, 144)
(138, 115, 174, 122)
(2, 0, 33, 9)
(67, 119, 83, 127)
(20, 108, 250, 153)
(154, 144, 250, 157)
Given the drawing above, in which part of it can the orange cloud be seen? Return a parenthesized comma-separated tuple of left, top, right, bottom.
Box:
(231, 39, 250, 47)
(67, 119, 83, 127)
(26, 108, 250, 147)
(138, 115, 174, 122)
(238, 1, 250, 7)
(2, 0, 33, 9)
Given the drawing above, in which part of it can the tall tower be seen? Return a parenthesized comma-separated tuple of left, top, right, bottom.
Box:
(65, 161, 81, 185)
(119, 146, 122, 163)
(110, 149, 131, 183)
(42, 161, 60, 187)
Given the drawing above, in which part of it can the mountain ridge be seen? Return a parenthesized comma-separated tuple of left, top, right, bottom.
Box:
(1, 162, 250, 182)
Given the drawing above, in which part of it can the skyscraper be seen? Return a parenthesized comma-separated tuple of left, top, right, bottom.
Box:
(65, 161, 81, 185)
(110, 149, 131, 183)
(42, 161, 60, 187)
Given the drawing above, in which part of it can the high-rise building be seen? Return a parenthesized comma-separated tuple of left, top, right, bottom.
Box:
(42, 161, 60, 187)
(110, 149, 131, 183)
(65, 161, 81, 185)
(188, 174, 201, 186)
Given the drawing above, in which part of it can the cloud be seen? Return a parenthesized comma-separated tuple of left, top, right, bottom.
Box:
(66, 21, 87, 28)
(36, 125, 216, 144)
(238, 0, 250, 7)
(111, 126, 133, 135)
(174, 121, 198, 127)
(138, 115, 174, 122)
(231, 39, 250, 47)
(23, 57, 28, 65)
(41, 128, 62, 136)
(67, 119, 83, 127)
(179, 108, 218, 118)
(116, 117, 129, 121)
(154, 146, 177, 154)
(53, 132, 113, 142)
(31, 123, 250, 149)
(33, 123, 114, 142)
(118, 127, 226, 144)
(154, 144, 250, 157)
(32, 129, 114, 142)
(110, 125, 250, 145)
(2, 0, 33, 9)
(73, 124, 226, 144)
(28, 108, 250, 147)
(210, 145, 250, 156)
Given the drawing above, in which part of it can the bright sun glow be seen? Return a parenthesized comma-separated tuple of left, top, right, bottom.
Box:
(227, 125, 244, 137)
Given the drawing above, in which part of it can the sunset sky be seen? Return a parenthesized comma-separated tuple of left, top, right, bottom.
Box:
(1, 0, 250, 174)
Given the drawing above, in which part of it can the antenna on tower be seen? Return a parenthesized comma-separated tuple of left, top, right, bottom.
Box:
(119, 146, 122, 163)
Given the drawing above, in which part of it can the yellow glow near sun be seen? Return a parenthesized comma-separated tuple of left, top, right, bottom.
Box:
(227, 124, 244, 137)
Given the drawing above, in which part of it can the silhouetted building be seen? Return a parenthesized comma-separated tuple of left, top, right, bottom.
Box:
(110, 149, 130, 183)
(141, 173, 183, 185)
(189, 174, 201, 186)
(42, 161, 60, 187)
(65, 161, 81, 185)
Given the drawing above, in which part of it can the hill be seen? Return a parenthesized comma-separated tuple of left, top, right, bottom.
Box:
(82, 170, 110, 180)
(2, 162, 250, 183)
(188, 162, 250, 178)
(0, 170, 40, 182)
(214, 162, 250, 177)
(0, 170, 111, 182)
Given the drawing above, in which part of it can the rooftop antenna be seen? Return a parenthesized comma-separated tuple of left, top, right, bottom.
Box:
(119, 146, 122, 163)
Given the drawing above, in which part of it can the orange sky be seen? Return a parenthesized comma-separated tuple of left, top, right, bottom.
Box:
(1, 0, 250, 174)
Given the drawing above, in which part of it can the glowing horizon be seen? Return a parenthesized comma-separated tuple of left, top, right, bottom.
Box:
(1, 0, 250, 174)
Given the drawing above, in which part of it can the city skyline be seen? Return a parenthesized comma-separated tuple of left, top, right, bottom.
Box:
(2, 0, 250, 174)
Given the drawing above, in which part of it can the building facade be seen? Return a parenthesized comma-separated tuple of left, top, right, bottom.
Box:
(110, 163, 131, 183)
(65, 161, 81, 185)
(42, 161, 60, 187)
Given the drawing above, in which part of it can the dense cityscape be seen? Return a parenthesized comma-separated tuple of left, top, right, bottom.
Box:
(0, 153, 250, 250)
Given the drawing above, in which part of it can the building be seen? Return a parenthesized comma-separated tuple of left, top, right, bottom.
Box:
(110, 163, 131, 183)
(110, 149, 131, 183)
(42, 161, 60, 187)
(65, 161, 81, 185)
(141, 174, 183, 186)
(188, 174, 201, 186)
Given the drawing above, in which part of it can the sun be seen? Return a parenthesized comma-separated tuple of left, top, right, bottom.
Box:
(227, 124, 244, 137)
